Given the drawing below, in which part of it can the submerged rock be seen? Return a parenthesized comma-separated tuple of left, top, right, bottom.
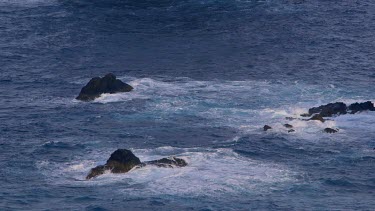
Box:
(285, 117, 297, 121)
(284, 124, 293, 128)
(324, 128, 339, 133)
(263, 125, 272, 131)
(86, 149, 188, 180)
(76, 73, 133, 101)
(288, 129, 295, 133)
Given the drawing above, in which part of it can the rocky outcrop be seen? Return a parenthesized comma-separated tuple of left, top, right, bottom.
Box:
(143, 157, 187, 168)
(324, 128, 339, 133)
(86, 149, 141, 179)
(263, 125, 272, 131)
(303, 102, 347, 117)
(76, 73, 133, 101)
(302, 101, 374, 118)
(268, 101, 373, 135)
(86, 149, 188, 180)
(348, 101, 375, 114)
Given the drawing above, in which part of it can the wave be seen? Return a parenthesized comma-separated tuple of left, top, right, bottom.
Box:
(82, 77, 375, 140)
(37, 146, 297, 197)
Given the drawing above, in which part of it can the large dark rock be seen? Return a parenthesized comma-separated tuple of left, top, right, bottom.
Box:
(302, 101, 374, 118)
(348, 101, 375, 114)
(106, 149, 142, 174)
(306, 102, 347, 117)
(86, 149, 188, 180)
(76, 73, 133, 101)
(86, 149, 141, 179)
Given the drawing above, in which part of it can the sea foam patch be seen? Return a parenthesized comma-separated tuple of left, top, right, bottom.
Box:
(35, 146, 298, 199)
(77, 76, 374, 140)
(40, 147, 298, 198)
(114, 147, 296, 197)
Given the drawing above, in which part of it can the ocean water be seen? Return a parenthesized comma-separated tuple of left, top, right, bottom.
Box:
(1, 0, 375, 210)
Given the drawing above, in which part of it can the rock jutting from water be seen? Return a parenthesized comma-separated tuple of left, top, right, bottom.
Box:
(324, 128, 339, 133)
(86, 149, 188, 180)
(301, 101, 375, 118)
(284, 124, 293, 128)
(348, 101, 375, 114)
(263, 125, 272, 131)
(308, 114, 325, 122)
(302, 102, 347, 117)
(76, 73, 133, 101)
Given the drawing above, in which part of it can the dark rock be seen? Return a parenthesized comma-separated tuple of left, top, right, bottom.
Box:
(263, 125, 272, 131)
(86, 149, 188, 180)
(324, 128, 339, 133)
(309, 114, 325, 122)
(348, 101, 375, 114)
(306, 102, 347, 117)
(86, 149, 141, 179)
(76, 73, 133, 101)
(143, 157, 188, 168)
(86, 165, 108, 179)
(106, 149, 142, 174)
(302, 101, 374, 118)
(288, 129, 295, 133)
(284, 124, 293, 128)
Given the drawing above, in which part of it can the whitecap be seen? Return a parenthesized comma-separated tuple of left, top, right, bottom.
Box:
(40, 147, 297, 198)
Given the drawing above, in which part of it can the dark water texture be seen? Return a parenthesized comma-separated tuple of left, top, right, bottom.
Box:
(1, 0, 375, 210)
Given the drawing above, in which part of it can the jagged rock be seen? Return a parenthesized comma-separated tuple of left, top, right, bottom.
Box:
(143, 157, 188, 168)
(305, 102, 347, 117)
(303, 101, 374, 118)
(348, 101, 375, 114)
(106, 149, 142, 174)
(86, 149, 141, 179)
(263, 125, 272, 131)
(324, 128, 338, 133)
(284, 124, 293, 128)
(309, 114, 325, 122)
(85, 165, 108, 179)
(76, 73, 133, 101)
(86, 149, 188, 180)
(288, 129, 295, 133)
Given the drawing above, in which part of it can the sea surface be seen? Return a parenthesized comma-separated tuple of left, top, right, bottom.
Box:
(1, 0, 375, 210)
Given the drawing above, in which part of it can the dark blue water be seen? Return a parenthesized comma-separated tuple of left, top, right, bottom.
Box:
(1, 0, 375, 210)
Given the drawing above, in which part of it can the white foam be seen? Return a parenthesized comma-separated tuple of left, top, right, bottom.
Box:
(38, 147, 297, 197)
(77, 76, 374, 139)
